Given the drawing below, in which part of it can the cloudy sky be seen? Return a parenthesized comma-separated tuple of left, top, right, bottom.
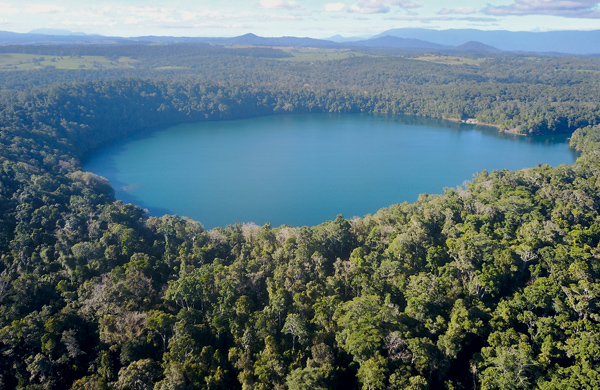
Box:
(1, 0, 599, 38)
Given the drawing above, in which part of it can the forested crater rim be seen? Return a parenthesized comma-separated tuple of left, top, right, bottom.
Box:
(2, 52, 600, 388)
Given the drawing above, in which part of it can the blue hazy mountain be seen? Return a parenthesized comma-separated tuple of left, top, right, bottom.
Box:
(28, 28, 89, 36)
(1, 28, 597, 55)
(373, 28, 600, 54)
(348, 35, 446, 50)
(327, 34, 371, 42)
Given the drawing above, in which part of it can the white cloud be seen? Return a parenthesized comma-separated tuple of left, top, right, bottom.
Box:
(261, 14, 304, 22)
(323, 0, 423, 15)
(484, 0, 600, 18)
(438, 7, 476, 15)
(349, 3, 390, 14)
(121, 7, 173, 25)
(7, 0, 597, 39)
(126, 7, 167, 18)
(0, 2, 18, 15)
(124, 17, 140, 25)
(120, 6, 230, 26)
(257, 0, 302, 10)
(388, 15, 498, 23)
(348, 0, 421, 14)
(180, 11, 197, 21)
(85, 5, 259, 34)
(24, 4, 65, 14)
(325, 2, 347, 12)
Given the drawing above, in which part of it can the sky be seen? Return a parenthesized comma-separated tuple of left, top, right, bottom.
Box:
(1, 0, 599, 38)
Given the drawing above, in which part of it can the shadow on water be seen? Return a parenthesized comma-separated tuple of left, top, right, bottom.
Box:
(382, 113, 579, 160)
(113, 183, 175, 217)
(83, 130, 178, 217)
(99, 171, 177, 217)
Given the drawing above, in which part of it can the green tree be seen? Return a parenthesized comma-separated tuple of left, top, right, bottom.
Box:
(357, 355, 388, 390)
(336, 295, 397, 362)
(283, 313, 308, 351)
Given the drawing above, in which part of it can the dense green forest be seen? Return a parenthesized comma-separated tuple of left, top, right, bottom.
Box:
(1, 44, 600, 389)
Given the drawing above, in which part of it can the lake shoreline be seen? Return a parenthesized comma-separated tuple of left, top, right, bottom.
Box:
(84, 113, 578, 229)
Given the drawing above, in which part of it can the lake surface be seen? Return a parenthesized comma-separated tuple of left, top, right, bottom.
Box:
(84, 114, 578, 228)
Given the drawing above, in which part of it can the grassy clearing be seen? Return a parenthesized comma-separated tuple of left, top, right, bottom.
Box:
(154, 66, 190, 70)
(411, 54, 485, 66)
(575, 69, 600, 74)
(0, 53, 139, 71)
(279, 48, 368, 62)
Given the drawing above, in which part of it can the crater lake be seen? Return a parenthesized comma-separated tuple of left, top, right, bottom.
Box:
(83, 114, 578, 228)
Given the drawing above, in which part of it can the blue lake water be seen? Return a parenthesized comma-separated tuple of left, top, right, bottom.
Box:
(83, 113, 578, 228)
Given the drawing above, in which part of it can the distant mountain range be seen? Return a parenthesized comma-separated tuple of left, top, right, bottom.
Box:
(349, 35, 446, 50)
(29, 28, 91, 36)
(181, 33, 341, 48)
(372, 28, 600, 55)
(0, 28, 598, 55)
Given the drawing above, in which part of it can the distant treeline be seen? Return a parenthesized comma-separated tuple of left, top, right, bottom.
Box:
(0, 44, 292, 59)
(0, 47, 598, 134)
